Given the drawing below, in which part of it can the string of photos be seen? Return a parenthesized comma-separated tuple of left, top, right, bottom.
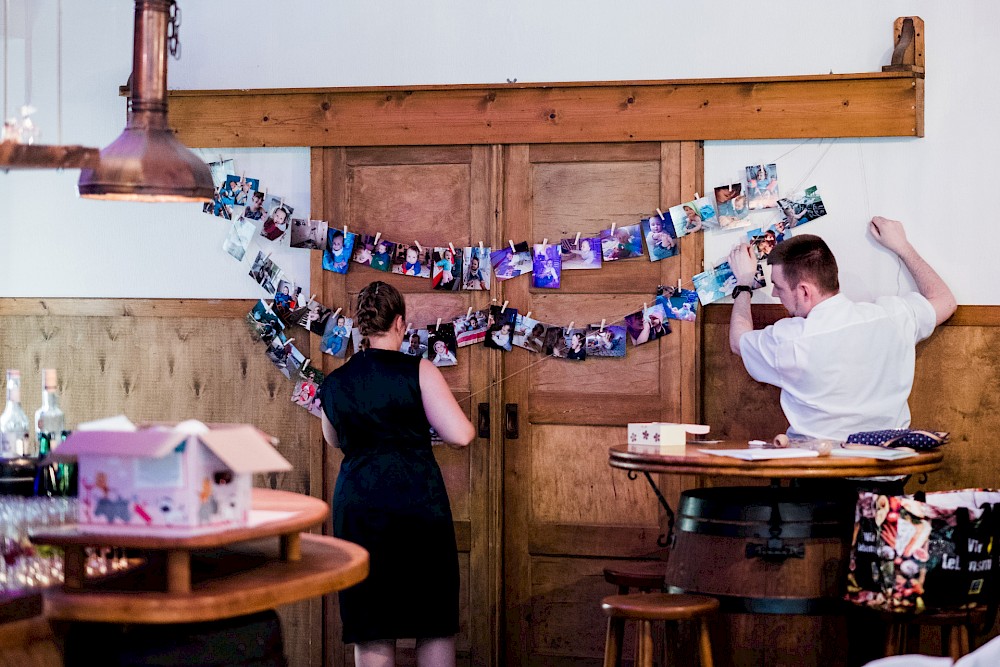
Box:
(211, 151, 831, 419)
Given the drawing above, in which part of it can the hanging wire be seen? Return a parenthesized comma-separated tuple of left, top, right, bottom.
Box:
(3, 0, 8, 125)
(56, 0, 62, 145)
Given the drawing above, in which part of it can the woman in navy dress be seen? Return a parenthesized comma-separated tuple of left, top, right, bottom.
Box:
(320, 281, 474, 667)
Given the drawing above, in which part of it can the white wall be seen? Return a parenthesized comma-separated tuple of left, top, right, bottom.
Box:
(1, 1, 996, 303)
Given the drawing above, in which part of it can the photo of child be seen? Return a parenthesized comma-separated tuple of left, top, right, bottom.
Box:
(585, 324, 627, 357)
(747, 228, 780, 262)
(321, 314, 353, 358)
(391, 244, 432, 278)
(541, 324, 569, 357)
(623, 304, 671, 346)
(454, 309, 489, 347)
(560, 236, 602, 270)
(291, 379, 324, 419)
(426, 323, 459, 367)
(323, 229, 357, 274)
(462, 246, 491, 290)
(260, 196, 294, 243)
(490, 242, 533, 281)
(599, 224, 643, 261)
(401, 327, 429, 357)
(222, 216, 256, 262)
(352, 234, 376, 267)
(777, 186, 827, 228)
(669, 196, 716, 238)
(715, 183, 751, 229)
(290, 218, 328, 250)
(431, 247, 463, 290)
(220, 175, 260, 207)
(298, 299, 332, 335)
(370, 239, 395, 272)
(248, 251, 282, 295)
(512, 314, 546, 353)
(531, 243, 562, 289)
(563, 328, 588, 361)
(692, 261, 739, 306)
(247, 299, 284, 341)
(483, 305, 517, 351)
(656, 286, 699, 322)
(266, 332, 300, 379)
(641, 215, 678, 262)
(746, 163, 779, 210)
(239, 190, 268, 222)
(272, 279, 299, 323)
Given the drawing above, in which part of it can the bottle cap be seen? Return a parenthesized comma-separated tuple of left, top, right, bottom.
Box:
(43, 368, 58, 389)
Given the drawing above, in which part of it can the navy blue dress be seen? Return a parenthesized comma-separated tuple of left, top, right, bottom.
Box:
(320, 349, 459, 644)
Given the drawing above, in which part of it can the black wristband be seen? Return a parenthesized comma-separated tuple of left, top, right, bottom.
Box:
(731, 285, 753, 299)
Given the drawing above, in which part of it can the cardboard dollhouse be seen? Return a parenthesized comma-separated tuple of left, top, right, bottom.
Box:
(54, 417, 292, 533)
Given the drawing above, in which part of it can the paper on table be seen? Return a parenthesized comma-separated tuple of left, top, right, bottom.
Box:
(830, 446, 919, 461)
(698, 448, 819, 461)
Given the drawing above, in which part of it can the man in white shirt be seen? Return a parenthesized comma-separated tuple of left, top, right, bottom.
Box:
(727, 217, 957, 443)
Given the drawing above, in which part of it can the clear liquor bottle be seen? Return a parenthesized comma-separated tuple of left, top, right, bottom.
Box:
(0, 370, 32, 459)
(34, 369, 73, 495)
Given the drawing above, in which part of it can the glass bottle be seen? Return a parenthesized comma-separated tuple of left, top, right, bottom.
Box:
(0, 370, 32, 459)
(34, 369, 72, 496)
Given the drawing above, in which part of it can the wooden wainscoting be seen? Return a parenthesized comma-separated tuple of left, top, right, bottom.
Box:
(0, 298, 322, 667)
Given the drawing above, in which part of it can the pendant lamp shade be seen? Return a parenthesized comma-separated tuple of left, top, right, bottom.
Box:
(78, 0, 213, 202)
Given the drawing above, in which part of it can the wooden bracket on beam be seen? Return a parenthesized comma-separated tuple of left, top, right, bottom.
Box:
(883, 16, 925, 74)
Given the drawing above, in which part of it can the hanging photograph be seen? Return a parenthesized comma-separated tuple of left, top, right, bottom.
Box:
(266, 332, 300, 379)
(746, 163, 779, 210)
(391, 244, 432, 278)
(247, 299, 284, 342)
(401, 327, 429, 357)
(321, 314, 353, 358)
(462, 246, 492, 290)
(454, 308, 489, 347)
(541, 324, 570, 358)
(641, 215, 678, 262)
(692, 261, 738, 306)
(248, 251, 282, 295)
(623, 303, 671, 346)
(205, 187, 233, 220)
(206, 159, 235, 190)
(220, 174, 260, 207)
(512, 314, 546, 353)
(563, 327, 588, 361)
(585, 324, 627, 358)
(669, 198, 714, 238)
(426, 322, 459, 367)
(747, 227, 780, 262)
(371, 238, 396, 272)
(323, 229, 357, 274)
(599, 224, 643, 262)
(693, 195, 719, 230)
(715, 183, 751, 229)
(291, 379, 324, 418)
(656, 286, 699, 322)
(260, 196, 294, 243)
(272, 279, 302, 324)
(290, 218, 329, 250)
(351, 327, 367, 354)
(239, 190, 268, 222)
(560, 236, 602, 270)
(490, 242, 533, 281)
(484, 305, 517, 351)
(222, 216, 256, 262)
(298, 299, 332, 335)
(531, 243, 562, 289)
(777, 186, 827, 229)
(431, 247, 463, 290)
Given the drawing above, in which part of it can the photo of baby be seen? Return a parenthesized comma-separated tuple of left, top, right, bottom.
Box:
(715, 183, 750, 229)
(746, 163, 779, 210)
(222, 216, 256, 262)
(585, 324, 627, 357)
(290, 218, 328, 250)
(641, 215, 678, 262)
(512, 315, 546, 353)
(599, 224, 643, 261)
(247, 299, 284, 342)
(272, 279, 300, 323)
(220, 175, 260, 207)
(656, 286, 699, 322)
(490, 242, 533, 281)
(401, 327, 429, 357)
(370, 238, 396, 272)
(562, 328, 588, 361)
(321, 314, 353, 358)
(462, 246, 492, 290)
(248, 251, 282, 295)
(532, 243, 562, 289)
(560, 236, 602, 270)
(391, 244, 432, 278)
(432, 247, 463, 290)
(352, 234, 376, 267)
(323, 229, 357, 274)
(483, 305, 517, 351)
(692, 261, 739, 306)
(259, 196, 294, 243)
(238, 190, 268, 222)
(669, 196, 716, 238)
(291, 379, 324, 419)
(426, 322, 459, 367)
(777, 186, 827, 229)
(623, 303, 671, 346)
(454, 308, 489, 347)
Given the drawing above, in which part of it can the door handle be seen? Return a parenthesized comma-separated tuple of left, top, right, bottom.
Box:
(477, 403, 490, 439)
(505, 403, 519, 440)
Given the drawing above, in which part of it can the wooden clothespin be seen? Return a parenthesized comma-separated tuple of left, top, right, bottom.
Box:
(656, 208, 665, 220)
(599, 319, 606, 332)
(525, 311, 532, 320)
(565, 321, 575, 334)
(449, 242, 456, 255)
(414, 240, 423, 254)
(284, 338, 295, 346)
(479, 241, 484, 254)
(509, 240, 516, 253)
(436, 317, 442, 329)
(500, 300, 509, 313)
(694, 192, 700, 200)
(239, 171, 246, 185)
(610, 222, 617, 235)
(308, 293, 315, 302)
(541, 238, 549, 250)
(677, 278, 682, 290)
(374, 232, 382, 245)
(343, 224, 348, 236)
(467, 306, 474, 318)
(574, 232, 581, 247)
(407, 322, 412, 333)
(643, 303, 649, 320)
(332, 307, 342, 319)
(303, 358, 311, 370)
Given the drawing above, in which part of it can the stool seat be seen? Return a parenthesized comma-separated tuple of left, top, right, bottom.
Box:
(878, 605, 990, 627)
(873, 605, 995, 661)
(602, 563, 667, 592)
(602, 593, 719, 621)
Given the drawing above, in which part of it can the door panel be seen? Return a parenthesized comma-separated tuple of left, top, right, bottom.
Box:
(502, 142, 703, 665)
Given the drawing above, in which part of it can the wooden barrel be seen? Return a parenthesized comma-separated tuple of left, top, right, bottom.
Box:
(664, 485, 856, 667)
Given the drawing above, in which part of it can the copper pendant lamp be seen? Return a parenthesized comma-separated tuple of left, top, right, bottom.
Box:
(78, 0, 212, 202)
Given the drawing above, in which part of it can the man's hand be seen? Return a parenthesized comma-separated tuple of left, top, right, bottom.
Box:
(728, 243, 758, 287)
(869, 216, 912, 256)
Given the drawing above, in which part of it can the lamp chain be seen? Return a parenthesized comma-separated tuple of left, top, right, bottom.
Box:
(167, 0, 180, 59)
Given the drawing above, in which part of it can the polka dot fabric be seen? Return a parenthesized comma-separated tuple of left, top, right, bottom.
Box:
(845, 429, 949, 450)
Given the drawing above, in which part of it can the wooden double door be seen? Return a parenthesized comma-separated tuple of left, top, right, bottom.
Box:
(312, 141, 703, 666)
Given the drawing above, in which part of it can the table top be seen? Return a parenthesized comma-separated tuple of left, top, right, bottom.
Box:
(609, 441, 944, 479)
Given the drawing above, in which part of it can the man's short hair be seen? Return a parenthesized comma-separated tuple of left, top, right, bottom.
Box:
(768, 234, 839, 294)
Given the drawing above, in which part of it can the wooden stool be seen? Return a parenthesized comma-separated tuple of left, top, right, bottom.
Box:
(882, 605, 993, 660)
(603, 562, 667, 594)
(601, 592, 718, 667)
